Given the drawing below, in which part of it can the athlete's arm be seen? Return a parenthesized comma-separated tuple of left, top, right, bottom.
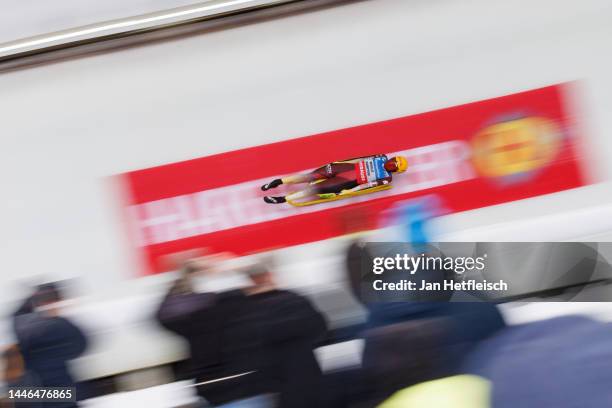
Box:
(333, 154, 387, 165)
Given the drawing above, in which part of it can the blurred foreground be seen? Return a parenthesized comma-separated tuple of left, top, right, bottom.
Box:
(4, 232, 612, 407)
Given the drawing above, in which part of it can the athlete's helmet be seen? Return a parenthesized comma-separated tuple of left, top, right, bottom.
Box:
(389, 156, 408, 173)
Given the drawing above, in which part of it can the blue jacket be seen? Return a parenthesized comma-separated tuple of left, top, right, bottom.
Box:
(465, 315, 612, 407)
(13, 297, 87, 407)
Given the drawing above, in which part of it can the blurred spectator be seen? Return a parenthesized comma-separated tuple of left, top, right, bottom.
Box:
(347, 239, 505, 339)
(464, 315, 612, 407)
(244, 264, 328, 408)
(11, 282, 88, 408)
(155, 258, 259, 406)
(156, 257, 328, 407)
(329, 241, 505, 406)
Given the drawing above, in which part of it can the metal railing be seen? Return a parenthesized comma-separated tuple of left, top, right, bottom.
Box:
(0, 0, 348, 70)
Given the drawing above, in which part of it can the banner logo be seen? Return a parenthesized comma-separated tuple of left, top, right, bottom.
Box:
(472, 116, 562, 181)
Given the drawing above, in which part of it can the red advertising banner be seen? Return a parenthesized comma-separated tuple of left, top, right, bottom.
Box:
(120, 83, 587, 274)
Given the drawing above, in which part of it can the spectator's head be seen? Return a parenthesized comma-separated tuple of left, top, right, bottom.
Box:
(32, 282, 65, 315)
(180, 259, 201, 277)
(346, 241, 367, 304)
(34, 282, 62, 305)
(246, 263, 276, 289)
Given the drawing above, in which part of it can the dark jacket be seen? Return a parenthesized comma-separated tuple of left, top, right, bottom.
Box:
(156, 285, 259, 405)
(12, 297, 87, 408)
(246, 289, 328, 408)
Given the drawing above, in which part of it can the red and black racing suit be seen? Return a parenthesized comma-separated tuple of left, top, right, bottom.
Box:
(309, 155, 392, 194)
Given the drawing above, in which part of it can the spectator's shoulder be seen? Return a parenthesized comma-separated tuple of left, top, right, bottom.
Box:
(275, 289, 316, 308)
(48, 316, 85, 337)
(217, 288, 246, 301)
(271, 288, 301, 298)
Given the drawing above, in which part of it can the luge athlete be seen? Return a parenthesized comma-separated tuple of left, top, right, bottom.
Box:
(261, 154, 408, 204)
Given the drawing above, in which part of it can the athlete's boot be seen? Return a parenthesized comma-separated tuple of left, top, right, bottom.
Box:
(261, 179, 283, 191)
(263, 196, 286, 204)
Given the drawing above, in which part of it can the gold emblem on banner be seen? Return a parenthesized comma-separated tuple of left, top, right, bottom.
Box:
(472, 117, 561, 178)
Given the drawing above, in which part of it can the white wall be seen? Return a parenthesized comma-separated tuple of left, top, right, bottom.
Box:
(1, 0, 612, 377)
